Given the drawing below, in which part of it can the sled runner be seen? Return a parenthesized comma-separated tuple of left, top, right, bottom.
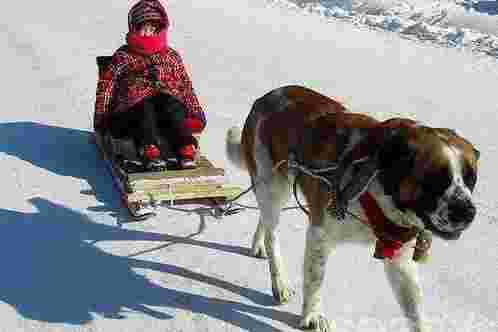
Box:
(94, 56, 241, 220)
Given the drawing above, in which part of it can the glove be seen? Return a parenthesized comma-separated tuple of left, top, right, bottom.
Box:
(183, 118, 204, 133)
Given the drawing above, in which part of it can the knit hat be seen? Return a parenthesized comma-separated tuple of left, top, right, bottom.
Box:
(128, 0, 169, 31)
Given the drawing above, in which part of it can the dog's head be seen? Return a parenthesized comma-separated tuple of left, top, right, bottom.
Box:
(375, 120, 480, 240)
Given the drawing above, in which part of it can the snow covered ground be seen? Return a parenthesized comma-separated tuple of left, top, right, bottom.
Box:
(0, 0, 497, 331)
(273, 0, 498, 58)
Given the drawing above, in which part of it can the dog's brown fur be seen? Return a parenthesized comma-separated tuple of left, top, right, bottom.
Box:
(226, 85, 479, 332)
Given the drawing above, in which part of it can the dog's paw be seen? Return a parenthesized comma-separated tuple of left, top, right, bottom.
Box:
(251, 242, 268, 258)
(414, 320, 432, 332)
(271, 279, 292, 304)
(299, 313, 335, 332)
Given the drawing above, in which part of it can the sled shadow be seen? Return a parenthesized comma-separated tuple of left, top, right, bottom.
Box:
(0, 121, 121, 214)
(0, 121, 236, 227)
(0, 197, 297, 330)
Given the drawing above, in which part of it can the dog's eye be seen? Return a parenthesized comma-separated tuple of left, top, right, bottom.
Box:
(463, 169, 477, 192)
(421, 171, 451, 197)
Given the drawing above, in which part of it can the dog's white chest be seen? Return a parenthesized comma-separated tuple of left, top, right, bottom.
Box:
(323, 201, 377, 245)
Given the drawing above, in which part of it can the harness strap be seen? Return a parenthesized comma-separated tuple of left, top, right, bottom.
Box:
(289, 113, 353, 220)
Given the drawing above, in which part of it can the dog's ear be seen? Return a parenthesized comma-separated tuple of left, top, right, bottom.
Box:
(377, 127, 416, 196)
(378, 127, 413, 169)
(339, 157, 379, 202)
(338, 126, 415, 202)
(337, 128, 388, 202)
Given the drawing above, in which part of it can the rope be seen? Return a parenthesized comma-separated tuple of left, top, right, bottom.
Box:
(287, 159, 338, 188)
(218, 158, 340, 216)
(293, 173, 309, 216)
(216, 159, 288, 215)
(215, 158, 429, 253)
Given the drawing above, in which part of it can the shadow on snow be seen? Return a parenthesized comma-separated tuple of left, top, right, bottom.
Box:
(0, 121, 301, 330)
(0, 121, 124, 217)
(0, 197, 298, 331)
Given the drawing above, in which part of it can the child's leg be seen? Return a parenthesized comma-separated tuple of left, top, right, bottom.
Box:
(107, 97, 159, 149)
(108, 99, 174, 170)
(153, 94, 196, 156)
(137, 95, 177, 161)
(106, 111, 144, 167)
(136, 97, 162, 148)
(129, 96, 174, 159)
(108, 110, 141, 139)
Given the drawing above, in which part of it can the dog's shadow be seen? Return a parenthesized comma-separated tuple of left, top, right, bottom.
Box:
(0, 197, 297, 330)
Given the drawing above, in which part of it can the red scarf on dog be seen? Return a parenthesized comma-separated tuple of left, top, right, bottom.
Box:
(126, 30, 167, 55)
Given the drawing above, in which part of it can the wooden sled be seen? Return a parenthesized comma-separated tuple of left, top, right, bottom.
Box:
(93, 132, 242, 220)
(94, 56, 242, 220)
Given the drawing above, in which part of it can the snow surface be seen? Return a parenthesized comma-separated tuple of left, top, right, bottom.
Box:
(0, 0, 497, 331)
(273, 0, 498, 58)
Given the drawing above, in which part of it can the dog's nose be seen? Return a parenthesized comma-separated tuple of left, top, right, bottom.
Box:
(449, 200, 476, 227)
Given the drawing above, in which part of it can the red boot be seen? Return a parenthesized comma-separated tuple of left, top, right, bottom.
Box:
(141, 144, 167, 171)
(178, 144, 197, 169)
(143, 144, 160, 160)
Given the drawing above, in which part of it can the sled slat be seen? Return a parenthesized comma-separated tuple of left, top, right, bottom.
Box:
(130, 175, 227, 191)
(134, 183, 234, 195)
(127, 185, 241, 202)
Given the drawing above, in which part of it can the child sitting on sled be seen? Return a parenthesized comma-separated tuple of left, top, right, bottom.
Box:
(94, 0, 206, 171)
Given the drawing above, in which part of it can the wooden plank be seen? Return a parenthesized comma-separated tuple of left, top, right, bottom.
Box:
(126, 185, 242, 202)
(130, 175, 227, 191)
(129, 167, 225, 184)
(133, 183, 231, 195)
(127, 156, 228, 191)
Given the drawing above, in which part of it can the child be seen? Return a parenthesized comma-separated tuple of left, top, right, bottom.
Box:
(94, 0, 206, 170)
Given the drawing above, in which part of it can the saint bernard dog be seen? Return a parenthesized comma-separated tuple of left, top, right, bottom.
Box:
(225, 85, 480, 332)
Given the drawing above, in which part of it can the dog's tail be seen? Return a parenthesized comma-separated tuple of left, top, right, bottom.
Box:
(226, 126, 247, 170)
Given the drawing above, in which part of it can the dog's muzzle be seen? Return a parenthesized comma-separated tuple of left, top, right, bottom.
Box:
(423, 218, 463, 240)
(448, 199, 476, 228)
(419, 186, 476, 240)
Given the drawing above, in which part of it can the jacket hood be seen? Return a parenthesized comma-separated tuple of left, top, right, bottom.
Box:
(128, 0, 169, 32)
